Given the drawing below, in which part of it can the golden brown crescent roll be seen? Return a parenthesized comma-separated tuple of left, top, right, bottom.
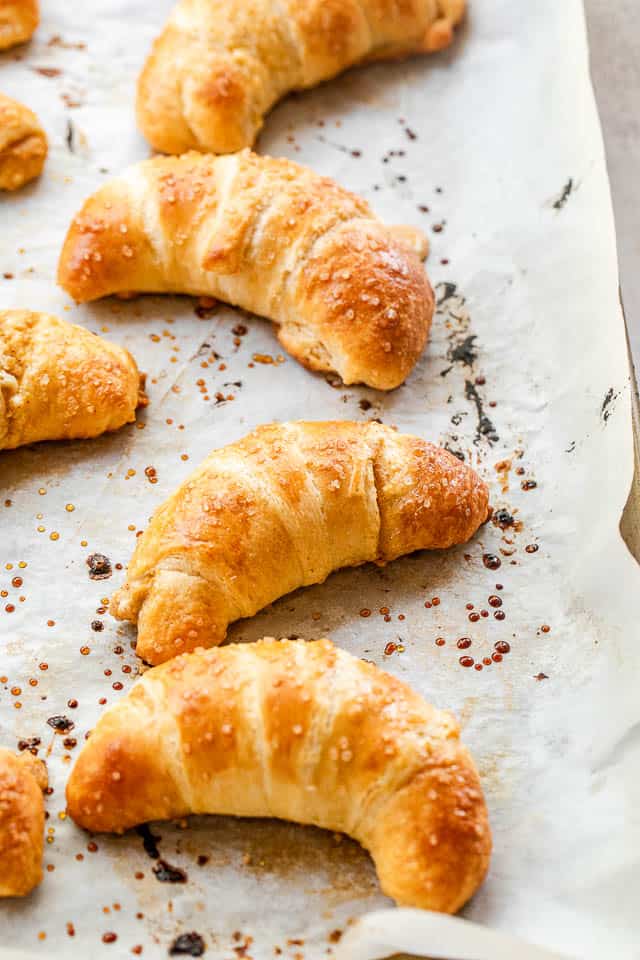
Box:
(0, 748, 47, 898)
(137, 0, 466, 154)
(0, 0, 38, 51)
(0, 310, 147, 450)
(0, 92, 47, 192)
(111, 421, 489, 665)
(66, 637, 491, 913)
(57, 150, 434, 390)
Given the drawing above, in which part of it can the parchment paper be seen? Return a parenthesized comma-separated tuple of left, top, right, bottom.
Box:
(1, 1, 639, 957)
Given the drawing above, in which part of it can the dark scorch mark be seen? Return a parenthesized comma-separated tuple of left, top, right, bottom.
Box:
(553, 179, 574, 210)
(136, 825, 188, 884)
(153, 860, 188, 883)
(601, 387, 619, 423)
(444, 443, 465, 462)
(465, 380, 499, 444)
(136, 823, 161, 860)
(47, 715, 74, 733)
(449, 335, 478, 367)
(86, 553, 112, 580)
(441, 334, 478, 376)
(169, 933, 206, 956)
(436, 281, 458, 307)
(66, 118, 75, 152)
(493, 508, 515, 529)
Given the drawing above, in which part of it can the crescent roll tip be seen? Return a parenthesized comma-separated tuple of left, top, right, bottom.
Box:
(0, 748, 47, 898)
(0, 92, 47, 192)
(0, 0, 39, 51)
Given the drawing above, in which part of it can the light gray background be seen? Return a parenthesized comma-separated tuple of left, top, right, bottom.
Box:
(585, 0, 640, 376)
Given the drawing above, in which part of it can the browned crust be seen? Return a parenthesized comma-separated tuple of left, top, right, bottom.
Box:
(57, 150, 433, 390)
(0, 92, 47, 192)
(66, 637, 490, 913)
(290, 220, 433, 387)
(0, 310, 145, 449)
(0, 0, 38, 51)
(135, 0, 466, 155)
(0, 748, 46, 897)
(109, 421, 489, 665)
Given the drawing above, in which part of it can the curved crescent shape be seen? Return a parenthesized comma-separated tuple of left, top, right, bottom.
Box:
(136, 0, 466, 155)
(66, 638, 491, 914)
(0, 748, 47, 898)
(0, 93, 47, 192)
(110, 420, 490, 666)
(0, 311, 147, 450)
(0, 0, 38, 51)
(57, 150, 434, 390)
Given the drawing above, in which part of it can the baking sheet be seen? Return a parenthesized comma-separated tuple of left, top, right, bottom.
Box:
(1, 0, 639, 957)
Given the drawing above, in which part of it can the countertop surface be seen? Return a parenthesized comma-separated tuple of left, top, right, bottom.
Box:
(585, 0, 640, 377)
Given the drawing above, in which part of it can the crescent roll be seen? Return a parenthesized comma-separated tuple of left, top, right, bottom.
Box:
(0, 0, 38, 51)
(137, 0, 466, 154)
(111, 421, 489, 665)
(0, 92, 47, 192)
(66, 637, 491, 913)
(0, 310, 147, 450)
(57, 150, 434, 390)
(0, 748, 47, 898)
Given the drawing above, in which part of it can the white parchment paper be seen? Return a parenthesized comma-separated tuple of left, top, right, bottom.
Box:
(1, 1, 639, 957)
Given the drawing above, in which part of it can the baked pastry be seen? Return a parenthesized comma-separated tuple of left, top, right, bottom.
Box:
(0, 92, 47, 191)
(137, 0, 466, 154)
(110, 420, 489, 665)
(0, 0, 38, 51)
(0, 748, 47, 897)
(57, 150, 433, 389)
(66, 637, 491, 913)
(0, 310, 147, 450)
